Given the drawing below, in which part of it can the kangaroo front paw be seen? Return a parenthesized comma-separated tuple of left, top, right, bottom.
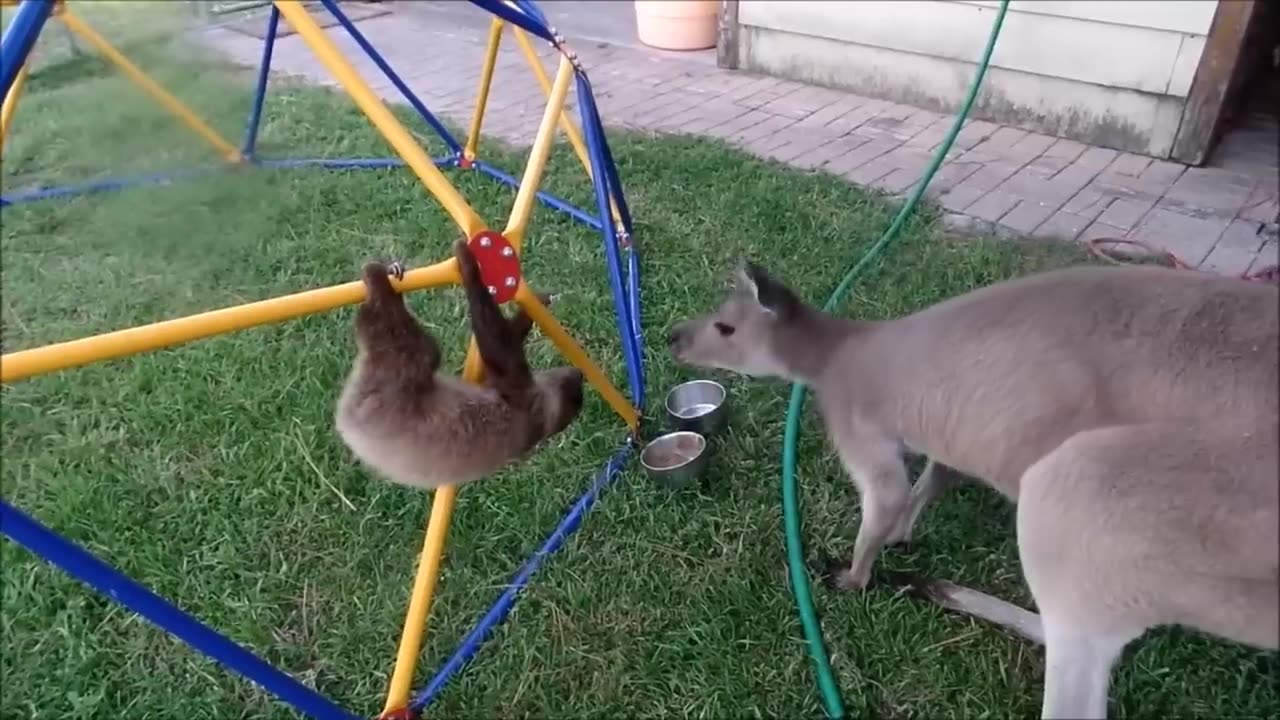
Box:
(387, 261, 406, 281)
(830, 567, 872, 592)
(885, 521, 913, 548)
(815, 553, 872, 592)
(885, 507, 920, 547)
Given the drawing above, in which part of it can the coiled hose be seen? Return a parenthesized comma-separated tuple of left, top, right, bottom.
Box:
(780, 3, 1010, 717)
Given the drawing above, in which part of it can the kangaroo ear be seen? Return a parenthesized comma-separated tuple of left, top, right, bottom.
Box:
(743, 260, 801, 320)
(733, 258, 757, 296)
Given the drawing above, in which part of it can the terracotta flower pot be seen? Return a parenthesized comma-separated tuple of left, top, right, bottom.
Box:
(635, 0, 719, 51)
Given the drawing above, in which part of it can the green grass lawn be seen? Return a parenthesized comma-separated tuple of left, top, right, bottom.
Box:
(2, 14, 1276, 720)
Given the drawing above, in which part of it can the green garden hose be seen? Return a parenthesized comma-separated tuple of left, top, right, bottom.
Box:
(780, 2, 1011, 717)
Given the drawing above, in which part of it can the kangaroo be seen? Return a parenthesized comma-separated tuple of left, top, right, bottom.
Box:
(334, 238, 585, 490)
(667, 260, 1278, 719)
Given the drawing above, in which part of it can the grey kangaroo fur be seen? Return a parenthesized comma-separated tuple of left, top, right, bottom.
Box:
(668, 261, 1278, 719)
(335, 239, 585, 490)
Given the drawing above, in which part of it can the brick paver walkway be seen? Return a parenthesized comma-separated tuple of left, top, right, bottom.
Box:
(197, 3, 1279, 276)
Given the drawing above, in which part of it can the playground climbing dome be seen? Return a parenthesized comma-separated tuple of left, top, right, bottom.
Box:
(0, 1, 645, 718)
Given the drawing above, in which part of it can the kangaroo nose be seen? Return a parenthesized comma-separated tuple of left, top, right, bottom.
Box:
(667, 329, 682, 348)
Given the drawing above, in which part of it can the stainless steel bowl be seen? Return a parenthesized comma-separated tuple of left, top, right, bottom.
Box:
(640, 431, 710, 490)
(664, 379, 729, 436)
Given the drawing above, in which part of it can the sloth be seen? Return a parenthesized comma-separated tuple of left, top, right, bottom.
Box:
(335, 238, 585, 489)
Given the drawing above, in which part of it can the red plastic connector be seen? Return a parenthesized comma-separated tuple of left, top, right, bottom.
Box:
(466, 230, 522, 304)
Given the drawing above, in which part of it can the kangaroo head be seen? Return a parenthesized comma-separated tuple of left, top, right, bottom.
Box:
(668, 260, 808, 378)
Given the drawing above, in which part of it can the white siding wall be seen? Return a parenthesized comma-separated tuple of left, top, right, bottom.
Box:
(736, 1, 1219, 157)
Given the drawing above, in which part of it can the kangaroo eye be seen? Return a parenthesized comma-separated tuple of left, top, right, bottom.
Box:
(714, 322, 736, 337)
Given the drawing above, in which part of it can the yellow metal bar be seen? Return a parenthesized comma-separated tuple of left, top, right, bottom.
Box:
(382, 340, 484, 715)
(272, 0, 486, 238)
(464, 18, 504, 162)
(0, 61, 29, 152)
(515, 284, 639, 430)
(56, 10, 242, 163)
(380, 485, 458, 714)
(512, 28, 623, 228)
(502, 56, 574, 250)
(0, 259, 459, 384)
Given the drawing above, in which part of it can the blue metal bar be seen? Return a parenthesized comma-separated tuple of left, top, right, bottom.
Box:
(588, 91, 636, 238)
(576, 73, 644, 407)
(625, 246, 645, 403)
(256, 157, 405, 170)
(579, 88, 644, 407)
(318, 0, 462, 155)
(0, 155, 458, 206)
(409, 442, 635, 712)
(0, 165, 227, 205)
(470, 159, 602, 231)
(0, 501, 361, 720)
(577, 72, 646, 402)
(0, 0, 54, 99)
(467, 0, 555, 43)
(241, 5, 281, 158)
(254, 155, 456, 170)
(512, 0, 550, 28)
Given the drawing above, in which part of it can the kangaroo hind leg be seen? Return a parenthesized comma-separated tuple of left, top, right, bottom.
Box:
(1038, 621, 1134, 720)
(1016, 425, 1201, 719)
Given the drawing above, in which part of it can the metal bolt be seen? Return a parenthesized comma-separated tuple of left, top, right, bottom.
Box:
(504, 276, 517, 288)
(501, 246, 514, 257)
(479, 237, 491, 248)
(487, 286, 497, 295)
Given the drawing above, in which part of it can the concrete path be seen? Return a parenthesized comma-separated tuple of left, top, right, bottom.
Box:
(197, 1, 1279, 276)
